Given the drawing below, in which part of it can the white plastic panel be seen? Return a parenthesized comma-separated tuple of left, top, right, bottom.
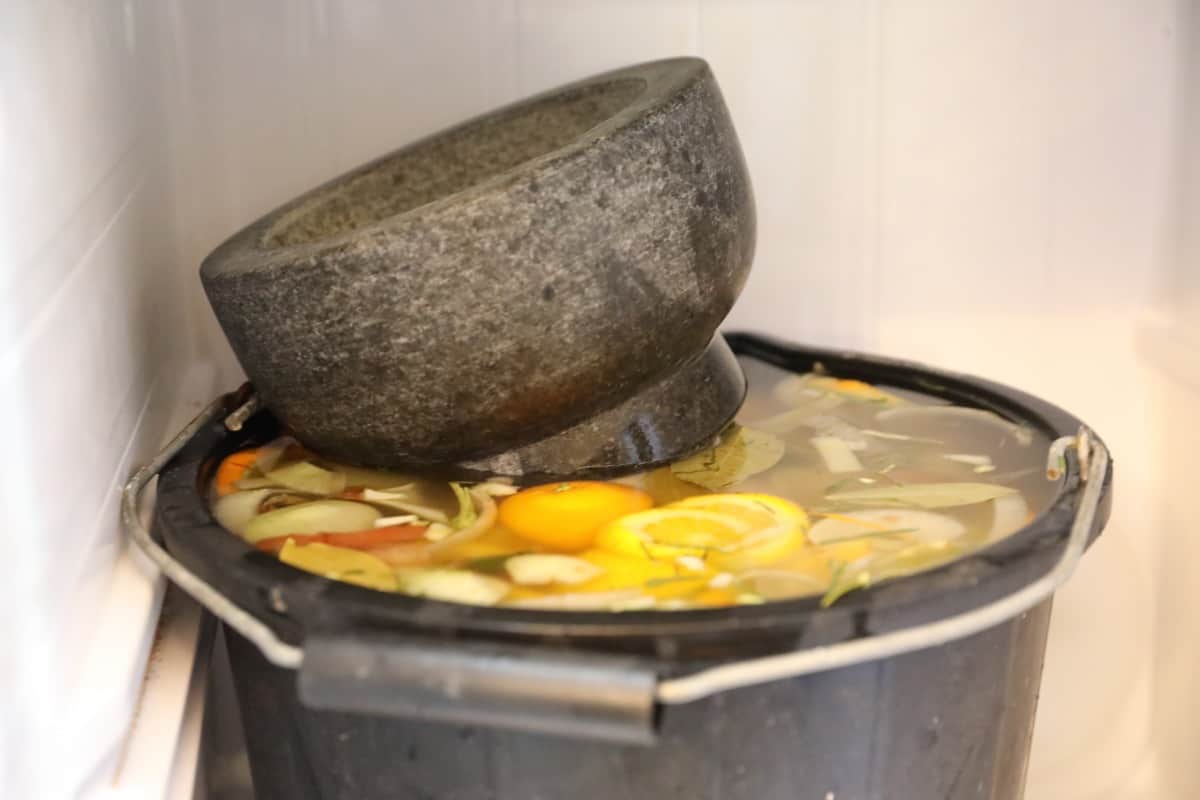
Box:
(1166, 1, 1200, 326)
(0, 1, 202, 797)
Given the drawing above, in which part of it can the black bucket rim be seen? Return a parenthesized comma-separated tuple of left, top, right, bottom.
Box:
(153, 332, 1111, 661)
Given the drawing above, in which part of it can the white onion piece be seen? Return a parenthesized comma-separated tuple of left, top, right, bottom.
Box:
(396, 569, 509, 605)
(374, 514, 422, 528)
(475, 481, 519, 497)
(989, 492, 1030, 541)
(811, 436, 863, 473)
(243, 500, 380, 544)
(861, 428, 943, 444)
(505, 554, 603, 586)
(808, 416, 869, 450)
(942, 453, 992, 467)
(810, 508, 966, 545)
(360, 489, 449, 523)
(375, 483, 417, 494)
(423, 523, 452, 541)
(428, 489, 497, 555)
(212, 489, 276, 536)
(265, 461, 346, 495)
(675, 555, 707, 572)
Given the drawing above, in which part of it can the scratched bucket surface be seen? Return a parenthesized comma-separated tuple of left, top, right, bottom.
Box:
(221, 601, 1050, 800)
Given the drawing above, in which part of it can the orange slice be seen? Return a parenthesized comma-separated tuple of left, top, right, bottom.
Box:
(596, 493, 808, 570)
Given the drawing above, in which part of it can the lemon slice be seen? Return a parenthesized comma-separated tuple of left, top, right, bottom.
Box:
(596, 493, 808, 570)
(595, 509, 746, 560)
(574, 549, 709, 600)
(674, 494, 809, 569)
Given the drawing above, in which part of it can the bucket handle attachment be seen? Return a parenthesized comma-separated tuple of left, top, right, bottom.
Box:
(123, 401, 1108, 738)
(122, 398, 306, 670)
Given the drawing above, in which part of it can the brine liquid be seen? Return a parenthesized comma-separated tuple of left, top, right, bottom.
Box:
(209, 358, 1056, 611)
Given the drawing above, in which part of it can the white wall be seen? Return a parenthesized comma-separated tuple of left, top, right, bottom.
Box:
(0, 1, 203, 797)
(2, 1, 1192, 797)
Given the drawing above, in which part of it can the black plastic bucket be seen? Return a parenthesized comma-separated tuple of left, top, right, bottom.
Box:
(137, 333, 1112, 800)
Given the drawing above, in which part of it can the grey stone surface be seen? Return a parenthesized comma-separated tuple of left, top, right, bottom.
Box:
(201, 57, 755, 471)
(455, 335, 745, 481)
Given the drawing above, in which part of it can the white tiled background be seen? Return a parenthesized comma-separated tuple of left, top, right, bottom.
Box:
(2, 1, 1197, 798)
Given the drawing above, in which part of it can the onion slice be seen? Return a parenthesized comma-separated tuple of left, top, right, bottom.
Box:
(505, 554, 603, 586)
(265, 461, 346, 495)
(428, 488, 498, 555)
(395, 569, 510, 605)
(212, 489, 276, 536)
(811, 436, 863, 473)
(253, 436, 298, 473)
(989, 492, 1030, 541)
(359, 489, 450, 523)
(811, 508, 966, 545)
(243, 499, 380, 544)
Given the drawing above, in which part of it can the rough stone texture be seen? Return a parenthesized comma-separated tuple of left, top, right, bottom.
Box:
(201, 57, 755, 471)
(455, 335, 745, 481)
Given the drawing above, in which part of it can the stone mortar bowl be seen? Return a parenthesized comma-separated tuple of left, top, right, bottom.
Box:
(200, 57, 755, 471)
(455, 334, 746, 481)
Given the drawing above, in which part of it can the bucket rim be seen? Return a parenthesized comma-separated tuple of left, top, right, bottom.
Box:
(151, 332, 1111, 661)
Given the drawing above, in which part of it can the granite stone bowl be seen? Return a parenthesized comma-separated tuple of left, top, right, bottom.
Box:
(200, 57, 755, 471)
(454, 334, 746, 481)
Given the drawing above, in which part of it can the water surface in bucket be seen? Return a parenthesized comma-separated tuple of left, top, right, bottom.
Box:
(209, 358, 1057, 610)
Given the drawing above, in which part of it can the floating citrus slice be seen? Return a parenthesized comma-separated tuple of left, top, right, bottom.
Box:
(498, 481, 653, 551)
(596, 493, 808, 570)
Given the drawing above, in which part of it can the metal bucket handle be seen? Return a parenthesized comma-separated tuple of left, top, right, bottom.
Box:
(122, 399, 1109, 744)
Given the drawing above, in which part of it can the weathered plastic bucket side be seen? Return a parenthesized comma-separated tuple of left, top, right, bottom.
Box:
(224, 598, 1050, 800)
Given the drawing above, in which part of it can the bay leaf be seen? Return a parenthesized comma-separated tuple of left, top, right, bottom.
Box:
(671, 425, 785, 490)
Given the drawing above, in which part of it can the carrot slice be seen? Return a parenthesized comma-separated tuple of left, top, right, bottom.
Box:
(215, 448, 261, 496)
(255, 524, 429, 553)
